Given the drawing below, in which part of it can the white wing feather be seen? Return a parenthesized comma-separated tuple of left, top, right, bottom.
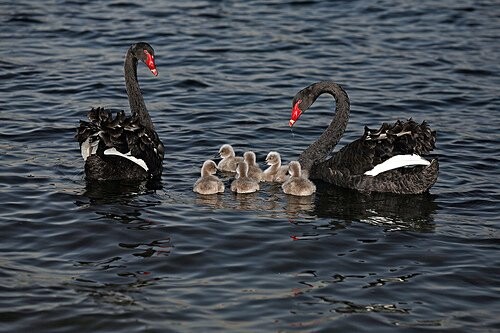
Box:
(103, 147, 149, 171)
(80, 137, 99, 161)
(364, 154, 430, 176)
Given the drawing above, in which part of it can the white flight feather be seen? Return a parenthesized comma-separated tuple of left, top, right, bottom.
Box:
(103, 147, 149, 171)
(81, 137, 99, 161)
(364, 154, 430, 176)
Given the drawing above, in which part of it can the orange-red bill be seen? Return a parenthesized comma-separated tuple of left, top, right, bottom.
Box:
(289, 99, 302, 127)
(144, 50, 158, 76)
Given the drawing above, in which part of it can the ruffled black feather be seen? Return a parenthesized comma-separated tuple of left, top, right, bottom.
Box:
(75, 107, 164, 180)
(309, 118, 438, 193)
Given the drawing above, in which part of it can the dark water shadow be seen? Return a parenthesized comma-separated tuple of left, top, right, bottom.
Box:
(313, 182, 438, 232)
(283, 194, 316, 216)
(76, 179, 164, 206)
(70, 178, 172, 296)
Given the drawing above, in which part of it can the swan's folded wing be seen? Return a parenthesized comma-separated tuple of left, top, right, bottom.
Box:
(326, 119, 437, 176)
(327, 138, 380, 175)
(125, 118, 164, 174)
(364, 154, 430, 176)
(103, 147, 148, 171)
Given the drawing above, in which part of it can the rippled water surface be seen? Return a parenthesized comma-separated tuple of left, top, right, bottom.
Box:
(1, 0, 499, 332)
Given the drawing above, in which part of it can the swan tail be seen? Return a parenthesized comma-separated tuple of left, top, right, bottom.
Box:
(363, 118, 436, 156)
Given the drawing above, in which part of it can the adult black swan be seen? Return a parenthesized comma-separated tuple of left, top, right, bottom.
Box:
(75, 42, 164, 181)
(289, 81, 438, 194)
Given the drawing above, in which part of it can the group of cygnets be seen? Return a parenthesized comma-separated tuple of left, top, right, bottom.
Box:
(193, 144, 316, 197)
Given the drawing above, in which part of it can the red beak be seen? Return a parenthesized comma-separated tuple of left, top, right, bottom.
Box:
(289, 100, 302, 127)
(144, 50, 158, 76)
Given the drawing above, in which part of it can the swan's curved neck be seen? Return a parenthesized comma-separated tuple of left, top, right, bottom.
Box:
(298, 82, 350, 172)
(124, 49, 154, 130)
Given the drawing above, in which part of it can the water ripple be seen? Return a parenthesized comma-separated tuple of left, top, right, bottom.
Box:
(0, 0, 499, 332)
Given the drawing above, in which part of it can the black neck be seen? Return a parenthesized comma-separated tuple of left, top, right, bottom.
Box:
(298, 81, 350, 172)
(124, 48, 154, 130)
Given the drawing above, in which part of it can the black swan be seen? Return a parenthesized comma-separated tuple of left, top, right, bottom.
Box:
(193, 160, 225, 195)
(231, 161, 260, 194)
(75, 42, 164, 181)
(282, 161, 317, 196)
(289, 81, 438, 194)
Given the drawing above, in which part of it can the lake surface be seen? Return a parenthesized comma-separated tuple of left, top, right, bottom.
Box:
(1, 0, 499, 332)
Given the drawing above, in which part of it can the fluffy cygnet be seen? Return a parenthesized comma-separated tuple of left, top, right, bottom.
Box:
(217, 144, 243, 172)
(193, 160, 225, 195)
(231, 161, 260, 194)
(281, 161, 316, 196)
(262, 151, 289, 183)
(241, 151, 263, 182)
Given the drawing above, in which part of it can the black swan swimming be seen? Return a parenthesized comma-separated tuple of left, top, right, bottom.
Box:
(75, 42, 164, 181)
(289, 81, 438, 194)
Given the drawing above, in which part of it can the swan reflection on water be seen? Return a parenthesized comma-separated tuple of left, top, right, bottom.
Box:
(194, 181, 437, 232)
(77, 179, 163, 206)
(194, 192, 225, 209)
(313, 182, 437, 232)
(78, 176, 436, 233)
(283, 194, 316, 216)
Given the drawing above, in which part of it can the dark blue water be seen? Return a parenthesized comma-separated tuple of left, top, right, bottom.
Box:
(1, 1, 499, 332)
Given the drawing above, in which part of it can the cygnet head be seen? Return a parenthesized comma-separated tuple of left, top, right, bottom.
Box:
(236, 161, 249, 178)
(288, 161, 302, 177)
(265, 151, 281, 166)
(244, 151, 257, 165)
(218, 144, 235, 158)
(201, 160, 217, 176)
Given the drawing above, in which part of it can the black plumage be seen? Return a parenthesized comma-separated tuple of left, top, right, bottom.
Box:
(75, 42, 164, 181)
(291, 81, 438, 194)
